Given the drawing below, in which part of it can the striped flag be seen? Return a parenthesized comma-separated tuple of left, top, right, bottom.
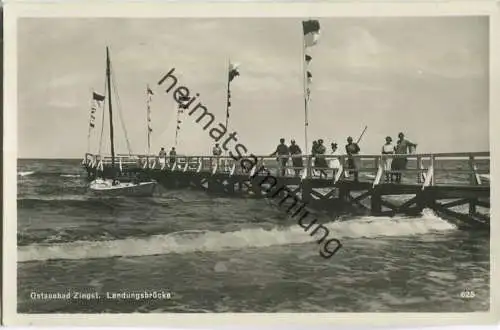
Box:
(303, 20, 320, 48)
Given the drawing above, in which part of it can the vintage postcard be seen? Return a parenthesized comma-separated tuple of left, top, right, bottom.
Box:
(3, 0, 499, 327)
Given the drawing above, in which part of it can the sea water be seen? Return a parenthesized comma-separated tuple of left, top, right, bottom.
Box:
(16, 159, 490, 313)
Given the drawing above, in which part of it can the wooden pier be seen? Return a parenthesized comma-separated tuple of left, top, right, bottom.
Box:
(82, 151, 490, 230)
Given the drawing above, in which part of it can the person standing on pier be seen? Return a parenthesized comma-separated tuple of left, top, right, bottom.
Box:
(289, 140, 303, 177)
(212, 143, 223, 169)
(270, 138, 289, 176)
(311, 140, 318, 177)
(329, 142, 341, 174)
(381, 137, 395, 182)
(393, 132, 417, 183)
(169, 147, 177, 168)
(345, 136, 361, 182)
(315, 139, 328, 179)
(158, 147, 167, 167)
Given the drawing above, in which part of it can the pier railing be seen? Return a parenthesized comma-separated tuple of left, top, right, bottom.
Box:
(83, 152, 490, 187)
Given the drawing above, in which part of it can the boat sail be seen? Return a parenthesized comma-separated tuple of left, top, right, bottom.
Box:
(87, 46, 156, 197)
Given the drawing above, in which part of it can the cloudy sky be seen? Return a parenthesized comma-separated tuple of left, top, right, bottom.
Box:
(17, 16, 488, 158)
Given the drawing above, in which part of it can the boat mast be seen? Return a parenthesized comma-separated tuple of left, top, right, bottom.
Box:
(106, 46, 115, 167)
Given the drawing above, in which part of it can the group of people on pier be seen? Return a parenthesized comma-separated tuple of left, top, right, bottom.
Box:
(381, 132, 417, 183)
(268, 132, 416, 183)
(158, 146, 177, 167)
(269, 137, 360, 180)
(155, 131, 416, 183)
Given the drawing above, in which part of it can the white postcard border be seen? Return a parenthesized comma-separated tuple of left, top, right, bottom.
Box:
(3, 0, 500, 326)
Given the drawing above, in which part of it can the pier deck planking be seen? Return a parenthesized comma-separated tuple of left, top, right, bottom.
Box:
(82, 152, 490, 229)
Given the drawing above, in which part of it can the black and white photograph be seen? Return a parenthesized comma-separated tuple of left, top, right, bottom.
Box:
(3, 1, 499, 325)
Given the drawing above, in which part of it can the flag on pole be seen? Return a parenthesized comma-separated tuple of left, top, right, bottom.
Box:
(174, 97, 188, 147)
(302, 20, 320, 48)
(226, 61, 240, 122)
(178, 95, 190, 110)
(302, 19, 320, 154)
(93, 92, 105, 102)
(228, 62, 240, 82)
(147, 85, 153, 133)
(306, 71, 313, 84)
(89, 91, 105, 130)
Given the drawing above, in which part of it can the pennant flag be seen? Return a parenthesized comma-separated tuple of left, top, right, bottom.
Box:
(307, 71, 313, 84)
(228, 62, 240, 82)
(146, 85, 153, 134)
(93, 92, 105, 102)
(178, 95, 190, 109)
(89, 91, 104, 130)
(303, 20, 320, 48)
(305, 54, 312, 63)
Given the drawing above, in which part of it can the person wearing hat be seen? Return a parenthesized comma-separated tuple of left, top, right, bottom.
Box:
(393, 132, 417, 183)
(381, 136, 395, 182)
(212, 143, 223, 169)
(345, 136, 361, 182)
(329, 142, 341, 172)
(289, 139, 303, 177)
(315, 139, 328, 178)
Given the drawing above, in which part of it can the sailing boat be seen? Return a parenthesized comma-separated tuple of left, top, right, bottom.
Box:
(88, 47, 156, 197)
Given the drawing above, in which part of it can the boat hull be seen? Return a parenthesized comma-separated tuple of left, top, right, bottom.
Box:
(89, 179, 156, 197)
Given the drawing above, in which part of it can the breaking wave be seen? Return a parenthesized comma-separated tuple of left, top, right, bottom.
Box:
(18, 209, 455, 262)
(17, 171, 82, 178)
(18, 171, 35, 177)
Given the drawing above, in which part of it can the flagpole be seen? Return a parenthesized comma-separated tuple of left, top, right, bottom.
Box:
(302, 33, 309, 155)
(98, 82, 107, 157)
(146, 84, 151, 156)
(224, 58, 231, 155)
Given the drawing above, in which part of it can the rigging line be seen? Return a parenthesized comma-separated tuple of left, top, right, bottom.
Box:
(110, 60, 133, 155)
(98, 74, 107, 156)
(301, 31, 309, 156)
